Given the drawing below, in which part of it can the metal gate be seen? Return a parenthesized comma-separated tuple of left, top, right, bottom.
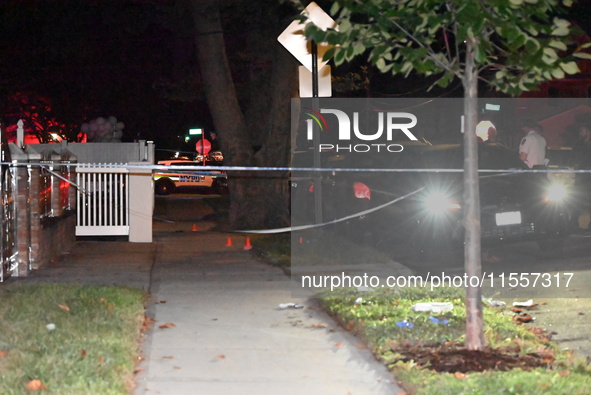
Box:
(76, 165, 129, 236)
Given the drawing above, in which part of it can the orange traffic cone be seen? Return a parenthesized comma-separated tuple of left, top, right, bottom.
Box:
(244, 237, 253, 250)
(192, 224, 198, 232)
(226, 237, 233, 247)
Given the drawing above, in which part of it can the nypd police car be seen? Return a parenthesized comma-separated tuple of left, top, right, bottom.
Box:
(154, 160, 228, 195)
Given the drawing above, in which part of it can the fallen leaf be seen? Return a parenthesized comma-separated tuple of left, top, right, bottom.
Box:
(0, 350, 7, 358)
(162, 356, 174, 359)
(80, 349, 87, 358)
(334, 342, 344, 348)
(356, 344, 366, 349)
(58, 304, 70, 312)
(559, 370, 570, 377)
(26, 380, 47, 391)
(159, 322, 176, 329)
(454, 372, 467, 380)
(345, 320, 355, 331)
(310, 323, 327, 329)
(173, 365, 181, 370)
(217, 354, 226, 359)
(514, 314, 534, 324)
(141, 315, 156, 332)
(97, 356, 104, 365)
(133, 368, 144, 374)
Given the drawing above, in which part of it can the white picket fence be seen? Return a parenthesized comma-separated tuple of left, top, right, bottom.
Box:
(75, 164, 130, 236)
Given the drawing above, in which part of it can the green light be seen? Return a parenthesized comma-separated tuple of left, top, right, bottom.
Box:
(184, 136, 190, 142)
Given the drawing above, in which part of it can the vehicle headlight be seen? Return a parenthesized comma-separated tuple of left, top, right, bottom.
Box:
(545, 183, 568, 202)
(423, 191, 461, 215)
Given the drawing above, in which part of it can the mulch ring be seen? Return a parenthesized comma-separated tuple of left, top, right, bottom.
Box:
(392, 341, 556, 374)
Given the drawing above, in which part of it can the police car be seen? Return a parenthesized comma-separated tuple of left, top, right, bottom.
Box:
(154, 159, 228, 195)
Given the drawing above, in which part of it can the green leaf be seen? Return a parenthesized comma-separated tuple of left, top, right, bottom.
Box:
(323, 47, 337, 61)
(542, 47, 558, 64)
(474, 44, 486, 63)
(553, 18, 570, 28)
(401, 61, 413, 74)
(436, 72, 454, 88)
(552, 26, 569, 36)
(334, 47, 346, 65)
(574, 52, 591, 60)
(339, 19, 352, 34)
(509, 0, 524, 5)
(560, 61, 580, 74)
(353, 42, 366, 56)
(548, 40, 567, 51)
(330, 2, 340, 16)
(524, 38, 541, 53)
(551, 68, 565, 79)
(375, 57, 386, 71)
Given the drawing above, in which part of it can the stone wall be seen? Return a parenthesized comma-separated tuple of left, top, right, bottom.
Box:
(11, 160, 77, 276)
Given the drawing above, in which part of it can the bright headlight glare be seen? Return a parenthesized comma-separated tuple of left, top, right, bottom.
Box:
(424, 192, 461, 214)
(545, 183, 568, 202)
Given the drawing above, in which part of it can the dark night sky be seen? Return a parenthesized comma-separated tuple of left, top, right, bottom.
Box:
(0, 1, 208, 149)
(0, 1, 590, 150)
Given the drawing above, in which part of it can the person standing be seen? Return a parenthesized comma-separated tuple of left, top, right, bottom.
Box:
(519, 121, 547, 168)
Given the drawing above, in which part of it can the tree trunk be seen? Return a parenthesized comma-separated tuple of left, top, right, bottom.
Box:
(462, 39, 486, 350)
(189, 0, 296, 230)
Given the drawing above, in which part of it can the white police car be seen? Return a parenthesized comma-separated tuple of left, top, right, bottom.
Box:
(154, 160, 227, 195)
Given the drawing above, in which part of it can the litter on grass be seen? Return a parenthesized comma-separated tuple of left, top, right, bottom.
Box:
(411, 302, 454, 313)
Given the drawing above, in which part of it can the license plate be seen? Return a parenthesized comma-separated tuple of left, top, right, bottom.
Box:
(495, 211, 522, 226)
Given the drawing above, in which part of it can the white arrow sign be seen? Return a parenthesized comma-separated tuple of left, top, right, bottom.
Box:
(277, 2, 338, 73)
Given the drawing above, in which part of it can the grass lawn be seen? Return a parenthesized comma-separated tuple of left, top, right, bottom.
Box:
(317, 287, 591, 394)
(0, 284, 146, 394)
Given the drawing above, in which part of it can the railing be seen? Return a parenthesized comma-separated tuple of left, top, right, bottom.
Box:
(75, 164, 129, 236)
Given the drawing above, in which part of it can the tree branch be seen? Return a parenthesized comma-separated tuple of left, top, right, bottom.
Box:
(390, 19, 462, 79)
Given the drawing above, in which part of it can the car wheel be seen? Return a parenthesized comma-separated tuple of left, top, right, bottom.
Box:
(155, 178, 175, 195)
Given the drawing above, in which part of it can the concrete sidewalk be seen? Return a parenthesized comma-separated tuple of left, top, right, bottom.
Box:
(135, 230, 402, 394)
(15, 212, 406, 394)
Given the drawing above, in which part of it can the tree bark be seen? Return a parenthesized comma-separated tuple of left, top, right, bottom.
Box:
(189, 0, 296, 230)
(462, 39, 486, 350)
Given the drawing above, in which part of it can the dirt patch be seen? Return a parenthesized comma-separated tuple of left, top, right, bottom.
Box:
(393, 341, 557, 373)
